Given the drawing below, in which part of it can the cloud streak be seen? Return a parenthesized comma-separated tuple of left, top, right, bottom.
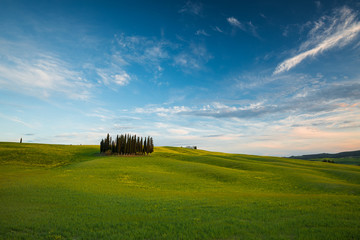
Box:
(0, 113, 35, 129)
(274, 6, 360, 74)
(0, 41, 92, 100)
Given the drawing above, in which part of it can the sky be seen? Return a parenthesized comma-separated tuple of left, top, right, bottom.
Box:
(1, 0, 360, 156)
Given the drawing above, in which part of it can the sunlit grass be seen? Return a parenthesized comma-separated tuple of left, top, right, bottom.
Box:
(1, 143, 360, 239)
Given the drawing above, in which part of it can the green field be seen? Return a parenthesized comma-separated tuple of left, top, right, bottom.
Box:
(1, 142, 360, 239)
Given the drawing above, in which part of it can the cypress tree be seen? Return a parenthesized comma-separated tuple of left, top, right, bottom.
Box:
(149, 137, 154, 154)
(137, 137, 140, 154)
(111, 140, 116, 153)
(100, 133, 154, 155)
(124, 134, 128, 155)
(116, 135, 120, 154)
(143, 138, 147, 155)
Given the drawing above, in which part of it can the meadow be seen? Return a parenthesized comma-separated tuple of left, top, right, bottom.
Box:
(1, 142, 360, 239)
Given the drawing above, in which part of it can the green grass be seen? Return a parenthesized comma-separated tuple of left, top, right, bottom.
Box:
(1, 142, 360, 239)
(0, 142, 98, 167)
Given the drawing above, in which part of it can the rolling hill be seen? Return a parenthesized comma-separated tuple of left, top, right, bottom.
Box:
(1, 142, 360, 239)
(290, 150, 360, 165)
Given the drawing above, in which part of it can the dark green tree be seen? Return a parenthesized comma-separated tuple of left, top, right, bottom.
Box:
(100, 133, 153, 155)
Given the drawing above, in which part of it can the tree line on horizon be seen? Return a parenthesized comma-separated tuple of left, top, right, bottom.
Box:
(100, 133, 154, 155)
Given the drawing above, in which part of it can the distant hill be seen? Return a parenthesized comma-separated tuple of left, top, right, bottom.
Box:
(289, 150, 360, 160)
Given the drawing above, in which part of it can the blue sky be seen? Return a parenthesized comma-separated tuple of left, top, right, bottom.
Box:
(1, 0, 360, 156)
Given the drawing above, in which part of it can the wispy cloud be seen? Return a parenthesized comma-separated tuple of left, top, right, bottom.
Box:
(114, 33, 213, 74)
(173, 43, 212, 71)
(195, 29, 210, 36)
(115, 34, 170, 65)
(227, 17, 260, 37)
(274, 6, 360, 74)
(113, 33, 171, 79)
(179, 1, 203, 16)
(247, 21, 259, 38)
(315, 1, 322, 9)
(0, 113, 36, 129)
(0, 40, 92, 100)
(212, 26, 223, 33)
(135, 106, 191, 117)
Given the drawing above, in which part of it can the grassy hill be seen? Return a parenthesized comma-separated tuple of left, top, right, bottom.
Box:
(1, 142, 360, 239)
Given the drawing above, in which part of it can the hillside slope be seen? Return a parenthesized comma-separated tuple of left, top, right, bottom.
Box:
(1, 143, 360, 239)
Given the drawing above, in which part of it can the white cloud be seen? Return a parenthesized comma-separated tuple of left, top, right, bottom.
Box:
(274, 6, 360, 74)
(96, 68, 131, 87)
(114, 72, 130, 86)
(227, 17, 245, 30)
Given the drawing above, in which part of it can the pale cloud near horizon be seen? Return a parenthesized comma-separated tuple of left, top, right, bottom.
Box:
(274, 6, 360, 74)
(132, 102, 360, 156)
(134, 78, 360, 120)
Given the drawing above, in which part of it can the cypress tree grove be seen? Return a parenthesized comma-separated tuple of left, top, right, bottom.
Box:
(99, 133, 154, 156)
